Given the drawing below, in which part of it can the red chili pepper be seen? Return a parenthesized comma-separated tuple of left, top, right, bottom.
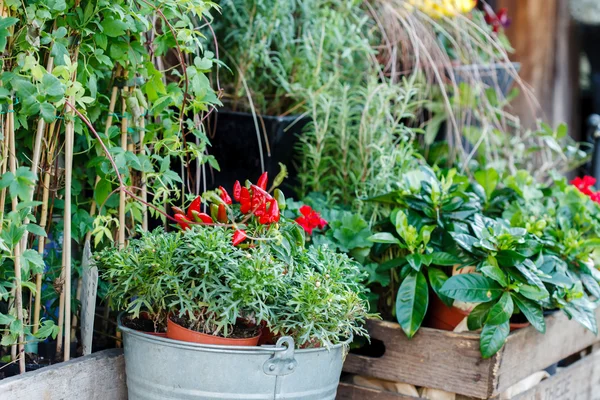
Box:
(233, 180, 242, 202)
(174, 213, 191, 230)
(257, 172, 268, 190)
(232, 230, 247, 246)
(240, 187, 251, 214)
(219, 186, 232, 205)
(187, 196, 202, 220)
(190, 210, 213, 224)
(269, 198, 280, 222)
(217, 203, 227, 223)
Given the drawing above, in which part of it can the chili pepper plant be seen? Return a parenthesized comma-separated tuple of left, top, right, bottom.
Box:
(97, 172, 371, 347)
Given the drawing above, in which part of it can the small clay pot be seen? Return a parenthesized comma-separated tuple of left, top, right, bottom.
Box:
(426, 294, 470, 331)
(166, 317, 261, 346)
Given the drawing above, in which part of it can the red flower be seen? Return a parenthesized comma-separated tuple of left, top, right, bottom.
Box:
(485, 7, 511, 33)
(232, 230, 247, 246)
(295, 205, 327, 235)
(590, 192, 600, 204)
(571, 176, 597, 196)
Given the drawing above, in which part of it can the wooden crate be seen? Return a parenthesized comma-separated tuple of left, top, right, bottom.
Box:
(338, 348, 600, 400)
(341, 308, 600, 399)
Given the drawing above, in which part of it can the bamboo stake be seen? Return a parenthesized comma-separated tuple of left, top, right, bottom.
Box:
(21, 56, 55, 250)
(0, 109, 9, 228)
(63, 100, 75, 361)
(8, 101, 25, 373)
(56, 249, 65, 356)
(32, 167, 51, 333)
(140, 108, 148, 231)
(119, 86, 128, 249)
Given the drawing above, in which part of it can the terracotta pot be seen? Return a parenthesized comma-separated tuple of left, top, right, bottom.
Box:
(427, 294, 469, 331)
(509, 322, 530, 332)
(166, 317, 261, 346)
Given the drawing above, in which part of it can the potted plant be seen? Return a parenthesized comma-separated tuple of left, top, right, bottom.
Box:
(97, 174, 370, 398)
(357, 166, 600, 358)
(208, 0, 377, 194)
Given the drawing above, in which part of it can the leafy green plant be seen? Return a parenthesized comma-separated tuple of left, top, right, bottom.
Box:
(98, 174, 370, 348)
(359, 165, 600, 358)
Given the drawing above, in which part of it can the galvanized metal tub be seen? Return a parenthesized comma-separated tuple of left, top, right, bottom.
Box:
(119, 318, 350, 400)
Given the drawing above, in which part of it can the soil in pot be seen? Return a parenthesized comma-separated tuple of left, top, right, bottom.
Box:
(167, 316, 261, 346)
(121, 314, 166, 337)
(509, 313, 530, 331)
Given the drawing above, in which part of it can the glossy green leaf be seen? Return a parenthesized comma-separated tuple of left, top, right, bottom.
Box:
(480, 321, 510, 358)
(467, 302, 494, 331)
(485, 292, 513, 326)
(428, 268, 453, 307)
(480, 262, 508, 287)
(430, 252, 461, 266)
(369, 232, 400, 245)
(396, 271, 429, 338)
(441, 274, 503, 303)
(511, 293, 545, 333)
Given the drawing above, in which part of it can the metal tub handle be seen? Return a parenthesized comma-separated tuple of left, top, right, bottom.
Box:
(263, 336, 297, 376)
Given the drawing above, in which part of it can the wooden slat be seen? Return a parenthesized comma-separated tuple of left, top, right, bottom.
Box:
(343, 320, 498, 399)
(344, 308, 600, 399)
(513, 350, 600, 400)
(336, 382, 419, 400)
(494, 307, 600, 395)
(0, 349, 126, 400)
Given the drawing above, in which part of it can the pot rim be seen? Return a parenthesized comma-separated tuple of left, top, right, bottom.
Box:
(118, 312, 352, 355)
(167, 315, 262, 342)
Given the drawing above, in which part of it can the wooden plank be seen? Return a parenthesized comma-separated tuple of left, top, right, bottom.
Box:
(513, 350, 600, 400)
(494, 307, 600, 395)
(343, 320, 498, 399)
(80, 239, 98, 356)
(336, 382, 419, 400)
(344, 308, 600, 399)
(0, 349, 126, 400)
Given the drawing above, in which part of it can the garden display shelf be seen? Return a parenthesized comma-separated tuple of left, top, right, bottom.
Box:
(338, 307, 600, 399)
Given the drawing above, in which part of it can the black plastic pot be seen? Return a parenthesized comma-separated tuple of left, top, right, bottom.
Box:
(38, 339, 77, 362)
(207, 110, 309, 196)
(453, 62, 521, 97)
(0, 362, 47, 379)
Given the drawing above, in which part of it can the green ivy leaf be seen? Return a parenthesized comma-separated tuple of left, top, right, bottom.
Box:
(26, 223, 47, 237)
(480, 320, 510, 358)
(94, 178, 113, 207)
(10, 167, 37, 201)
(396, 271, 429, 338)
(21, 249, 45, 277)
(101, 18, 129, 37)
(39, 102, 56, 123)
(0, 312, 16, 326)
